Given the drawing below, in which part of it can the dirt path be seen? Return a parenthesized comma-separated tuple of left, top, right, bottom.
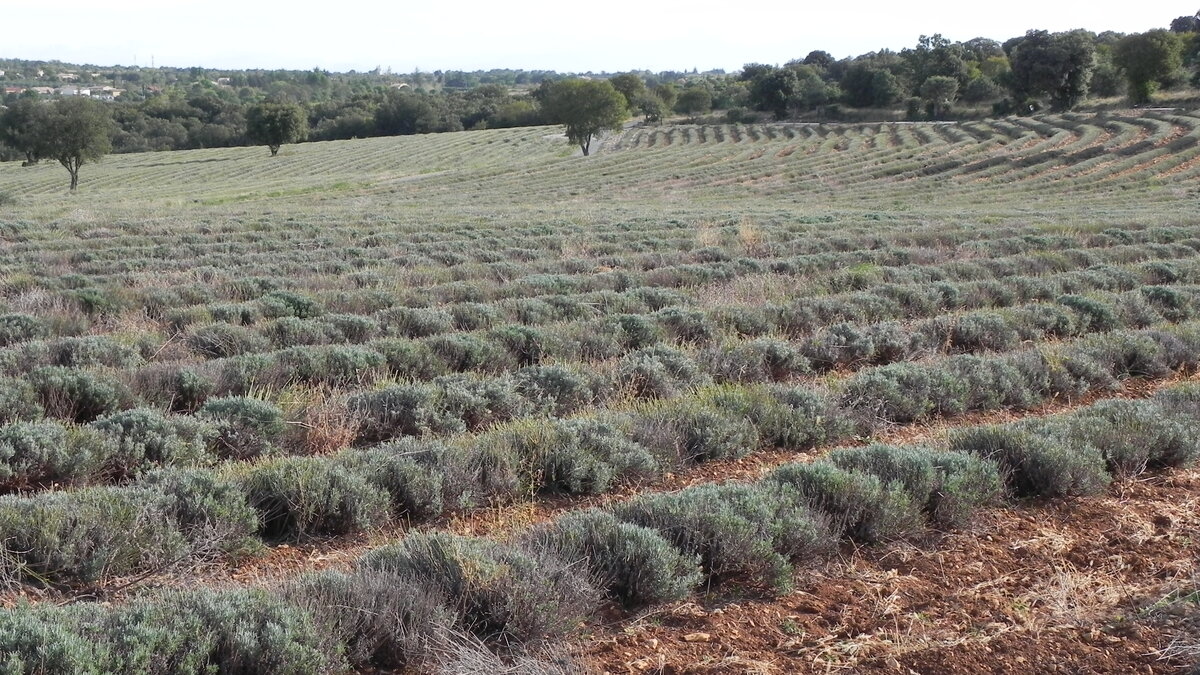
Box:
(566, 380, 1200, 674)
(575, 467, 1200, 673)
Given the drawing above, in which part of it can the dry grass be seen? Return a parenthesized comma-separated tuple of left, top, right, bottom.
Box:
(278, 385, 362, 456)
(694, 220, 723, 248)
(736, 217, 767, 257)
(690, 273, 813, 307)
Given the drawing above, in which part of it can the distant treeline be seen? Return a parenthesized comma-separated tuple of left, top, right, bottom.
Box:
(2, 10, 1200, 158)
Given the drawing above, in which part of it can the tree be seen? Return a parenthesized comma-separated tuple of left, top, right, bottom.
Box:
(1170, 13, 1200, 33)
(653, 83, 678, 112)
(540, 79, 628, 156)
(739, 63, 776, 82)
(841, 63, 901, 108)
(784, 64, 839, 111)
(39, 97, 113, 191)
(637, 93, 669, 124)
(376, 89, 460, 135)
(608, 74, 646, 111)
(961, 76, 1002, 103)
(803, 50, 835, 70)
(374, 90, 440, 136)
(674, 87, 712, 121)
(0, 96, 49, 165)
(1090, 55, 1125, 98)
(711, 79, 750, 110)
(961, 37, 1005, 62)
(245, 102, 307, 156)
(1113, 30, 1184, 104)
(748, 67, 798, 119)
(1006, 30, 1096, 111)
(903, 34, 970, 90)
(490, 100, 542, 128)
(920, 75, 959, 118)
(531, 79, 555, 105)
(455, 84, 510, 130)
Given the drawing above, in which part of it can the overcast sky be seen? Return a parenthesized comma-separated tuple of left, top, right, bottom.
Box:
(4, 1, 1195, 73)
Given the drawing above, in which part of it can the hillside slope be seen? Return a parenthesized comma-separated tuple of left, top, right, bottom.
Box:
(0, 111, 1197, 674)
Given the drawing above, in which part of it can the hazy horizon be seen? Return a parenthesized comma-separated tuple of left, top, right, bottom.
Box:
(3, 1, 1196, 74)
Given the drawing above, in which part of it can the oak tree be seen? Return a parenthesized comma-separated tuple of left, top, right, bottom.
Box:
(541, 79, 628, 156)
(674, 87, 712, 121)
(246, 102, 308, 156)
(40, 97, 114, 191)
(920, 75, 959, 118)
(0, 96, 49, 166)
(1006, 30, 1096, 111)
(1113, 30, 1184, 104)
(609, 74, 647, 111)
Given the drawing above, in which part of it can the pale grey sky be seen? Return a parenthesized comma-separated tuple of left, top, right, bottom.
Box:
(4, 1, 1195, 73)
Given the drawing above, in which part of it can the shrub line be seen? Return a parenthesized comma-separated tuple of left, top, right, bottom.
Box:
(2, 380, 1197, 674)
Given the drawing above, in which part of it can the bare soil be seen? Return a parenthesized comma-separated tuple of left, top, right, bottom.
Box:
(575, 468, 1200, 674)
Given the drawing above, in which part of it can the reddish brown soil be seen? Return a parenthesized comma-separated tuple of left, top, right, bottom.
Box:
(444, 392, 1153, 544)
(6, 378, 1197, 675)
(575, 469, 1200, 674)
(456, 376, 1188, 535)
(9, 376, 1188, 609)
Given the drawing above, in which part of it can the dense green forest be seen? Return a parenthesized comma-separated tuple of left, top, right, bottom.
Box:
(3, 9, 1200, 160)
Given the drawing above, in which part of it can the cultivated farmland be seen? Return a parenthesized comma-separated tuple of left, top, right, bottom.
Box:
(0, 110, 1198, 673)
